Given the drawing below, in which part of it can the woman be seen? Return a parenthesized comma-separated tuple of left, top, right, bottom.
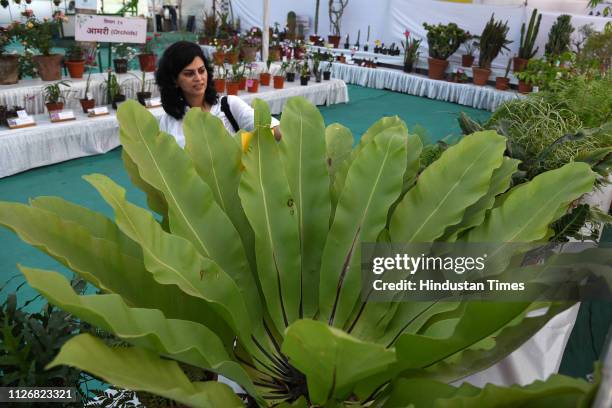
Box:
(156, 41, 280, 148)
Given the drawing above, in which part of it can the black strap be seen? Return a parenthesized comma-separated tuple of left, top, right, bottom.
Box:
(220, 96, 240, 133)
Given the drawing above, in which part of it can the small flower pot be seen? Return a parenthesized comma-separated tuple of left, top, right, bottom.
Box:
(214, 78, 226, 93)
(113, 58, 128, 74)
(328, 35, 341, 48)
(241, 46, 258, 62)
(33, 54, 63, 81)
(238, 77, 247, 90)
(427, 58, 448, 80)
(273, 75, 284, 89)
(65, 59, 85, 79)
(259, 72, 271, 86)
(247, 78, 259, 93)
(300, 76, 309, 86)
(315, 71, 322, 82)
(495, 76, 510, 91)
(226, 81, 240, 95)
(285, 72, 295, 82)
(226, 53, 239, 65)
(268, 47, 281, 61)
(46, 102, 64, 113)
(472, 67, 491, 86)
(309, 35, 319, 43)
(518, 80, 533, 94)
(112, 94, 126, 110)
(323, 71, 331, 80)
(137, 91, 151, 106)
(403, 61, 414, 73)
(0, 55, 20, 85)
(461, 54, 475, 68)
(138, 54, 157, 72)
(79, 98, 95, 114)
(513, 57, 529, 73)
(213, 52, 225, 65)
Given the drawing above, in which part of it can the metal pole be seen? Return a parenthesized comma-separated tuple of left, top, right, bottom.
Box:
(262, 0, 269, 63)
(152, 0, 157, 33)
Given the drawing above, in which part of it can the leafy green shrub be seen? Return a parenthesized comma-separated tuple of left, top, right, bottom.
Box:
(423, 22, 469, 60)
(0, 98, 604, 407)
(545, 14, 574, 58)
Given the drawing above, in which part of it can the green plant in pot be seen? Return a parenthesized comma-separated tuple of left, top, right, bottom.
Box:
(65, 43, 86, 79)
(18, 16, 63, 81)
(328, 0, 349, 48)
(0, 96, 606, 407)
(461, 33, 476, 67)
(104, 74, 125, 110)
(401, 30, 421, 73)
(43, 80, 70, 112)
(112, 43, 136, 74)
(273, 61, 287, 89)
(473, 14, 511, 86)
(285, 60, 297, 82)
(423, 22, 469, 80)
(495, 58, 512, 90)
(515, 52, 574, 93)
(514, 8, 542, 72)
(79, 68, 95, 114)
(0, 23, 20, 85)
(132, 70, 152, 106)
(545, 15, 574, 60)
(299, 60, 310, 85)
(138, 33, 160, 72)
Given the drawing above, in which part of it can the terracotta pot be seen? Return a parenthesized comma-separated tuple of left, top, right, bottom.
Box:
(273, 75, 284, 89)
(268, 47, 281, 61)
(214, 78, 226, 93)
(137, 91, 151, 106)
(247, 78, 259, 93)
(113, 58, 128, 73)
(0, 55, 19, 85)
(213, 52, 225, 65)
(513, 57, 528, 73)
(79, 98, 95, 114)
(323, 71, 331, 80)
(260, 72, 271, 86)
(65, 60, 85, 79)
(328, 35, 341, 48)
(472, 67, 491, 86)
(461, 54, 475, 67)
(46, 101, 64, 112)
(495, 76, 510, 91)
(518, 80, 533, 94)
(241, 46, 258, 62)
(285, 72, 295, 82)
(226, 81, 239, 95)
(138, 54, 157, 72)
(226, 53, 239, 65)
(33, 54, 63, 81)
(112, 94, 126, 110)
(427, 58, 448, 80)
(309, 35, 319, 43)
(238, 77, 247, 90)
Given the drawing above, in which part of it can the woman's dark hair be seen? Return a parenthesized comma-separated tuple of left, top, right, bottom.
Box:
(155, 41, 218, 120)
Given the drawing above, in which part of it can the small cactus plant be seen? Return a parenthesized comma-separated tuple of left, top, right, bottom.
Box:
(518, 8, 542, 59)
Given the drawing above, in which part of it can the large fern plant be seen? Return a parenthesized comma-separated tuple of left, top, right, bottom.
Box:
(0, 98, 606, 407)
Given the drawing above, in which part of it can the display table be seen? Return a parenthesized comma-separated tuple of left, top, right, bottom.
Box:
(0, 78, 348, 178)
(324, 62, 522, 111)
(0, 71, 158, 115)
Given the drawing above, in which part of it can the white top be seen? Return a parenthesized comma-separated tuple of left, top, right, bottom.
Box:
(159, 95, 280, 148)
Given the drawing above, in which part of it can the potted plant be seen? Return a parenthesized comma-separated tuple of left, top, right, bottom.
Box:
(226, 63, 244, 95)
(323, 53, 333, 80)
(311, 0, 321, 42)
(473, 15, 511, 86)
(241, 27, 261, 63)
(43, 80, 70, 112)
(199, 10, 218, 45)
(423, 22, 469, 80)
(133, 71, 151, 106)
(105, 74, 125, 110)
(213, 64, 227, 93)
(299, 61, 310, 85)
(225, 44, 239, 65)
(272, 62, 285, 89)
(260, 58, 272, 86)
(79, 69, 95, 113)
(312, 52, 322, 82)
(138, 33, 160, 72)
(65, 43, 85, 79)
(328, 0, 348, 48)
(19, 15, 64, 80)
(269, 35, 282, 61)
(461, 34, 476, 67)
(448, 67, 468, 83)
(112, 43, 136, 74)
(514, 8, 541, 73)
(0, 23, 19, 85)
(545, 15, 574, 60)
(401, 30, 421, 73)
(285, 60, 296, 82)
(495, 58, 512, 91)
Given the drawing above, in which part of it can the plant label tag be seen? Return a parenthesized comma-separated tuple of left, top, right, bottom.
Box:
(246, 79, 253, 87)
(16, 110, 28, 119)
(7, 116, 36, 129)
(50, 110, 76, 122)
(88, 106, 109, 116)
(145, 97, 161, 108)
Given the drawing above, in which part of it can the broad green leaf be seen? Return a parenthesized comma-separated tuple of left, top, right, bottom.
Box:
(183, 109, 257, 276)
(238, 98, 301, 333)
(84, 174, 253, 341)
(21, 266, 258, 398)
(465, 162, 596, 243)
(325, 123, 353, 184)
(0, 202, 234, 342)
(47, 334, 244, 408)
(319, 126, 407, 329)
(442, 157, 520, 241)
(279, 97, 331, 318)
(117, 101, 259, 322)
(282, 319, 396, 405)
(390, 131, 506, 242)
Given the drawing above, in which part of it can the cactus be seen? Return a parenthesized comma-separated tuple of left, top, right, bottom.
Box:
(518, 8, 542, 59)
(287, 11, 297, 40)
(545, 15, 574, 58)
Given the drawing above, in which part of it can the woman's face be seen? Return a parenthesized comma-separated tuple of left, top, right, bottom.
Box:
(176, 56, 207, 101)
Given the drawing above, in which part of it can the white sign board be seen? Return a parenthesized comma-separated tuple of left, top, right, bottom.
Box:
(75, 0, 97, 11)
(75, 14, 147, 44)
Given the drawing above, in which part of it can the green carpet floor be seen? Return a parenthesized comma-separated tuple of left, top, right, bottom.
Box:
(0, 84, 608, 383)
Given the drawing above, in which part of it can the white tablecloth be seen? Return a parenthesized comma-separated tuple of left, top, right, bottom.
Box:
(325, 62, 523, 112)
(0, 78, 348, 178)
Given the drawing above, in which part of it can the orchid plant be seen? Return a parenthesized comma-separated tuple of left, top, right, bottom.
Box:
(401, 30, 422, 69)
